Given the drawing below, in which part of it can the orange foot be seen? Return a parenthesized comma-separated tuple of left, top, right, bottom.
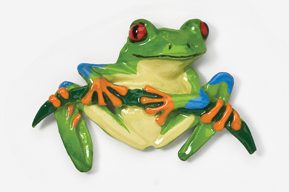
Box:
(200, 99, 241, 131)
(49, 87, 70, 108)
(140, 85, 174, 126)
(81, 78, 128, 107)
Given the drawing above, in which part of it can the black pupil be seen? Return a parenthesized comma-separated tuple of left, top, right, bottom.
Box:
(132, 25, 139, 39)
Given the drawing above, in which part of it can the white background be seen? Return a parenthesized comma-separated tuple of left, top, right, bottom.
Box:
(1, 0, 288, 191)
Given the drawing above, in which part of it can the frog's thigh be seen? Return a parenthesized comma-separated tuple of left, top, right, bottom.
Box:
(153, 115, 196, 148)
(83, 105, 148, 150)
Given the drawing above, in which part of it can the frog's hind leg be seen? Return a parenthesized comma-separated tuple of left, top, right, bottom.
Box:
(58, 81, 78, 88)
(203, 73, 256, 154)
(47, 81, 80, 108)
(77, 63, 107, 83)
(178, 105, 256, 161)
(178, 123, 216, 161)
(203, 72, 234, 103)
(55, 81, 94, 172)
(54, 102, 93, 172)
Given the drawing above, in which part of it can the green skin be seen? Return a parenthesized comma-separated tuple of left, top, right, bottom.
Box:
(85, 19, 206, 99)
(79, 19, 213, 131)
(33, 19, 256, 172)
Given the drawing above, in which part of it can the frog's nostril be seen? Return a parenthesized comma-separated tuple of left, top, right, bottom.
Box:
(168, 43, 172, 50)
(187, 43, 191, 49)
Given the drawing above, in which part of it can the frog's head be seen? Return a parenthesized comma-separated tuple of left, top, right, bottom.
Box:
(117, 19, 209, 64)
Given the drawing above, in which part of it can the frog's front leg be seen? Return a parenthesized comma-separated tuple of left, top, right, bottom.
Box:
(140, 85, 174, 126)
(77, 63, 128, 107)
(140, 86, 210, 126)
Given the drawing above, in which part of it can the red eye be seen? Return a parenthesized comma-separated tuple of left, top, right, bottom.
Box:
(129, 23, 147, 42)
(200, 21, 209, 39)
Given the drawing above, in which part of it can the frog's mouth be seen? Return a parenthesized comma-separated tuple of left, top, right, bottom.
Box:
(133, 53, 202, 60)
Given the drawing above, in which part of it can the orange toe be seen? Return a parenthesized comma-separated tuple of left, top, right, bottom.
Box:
(49, 95, 61, 108)
(57, 87, 69, 99)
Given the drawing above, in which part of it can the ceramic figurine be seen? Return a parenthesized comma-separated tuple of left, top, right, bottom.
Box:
(33, 19, 256, 172)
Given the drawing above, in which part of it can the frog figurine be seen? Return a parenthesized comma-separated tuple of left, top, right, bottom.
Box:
(33, 19, 256, 172)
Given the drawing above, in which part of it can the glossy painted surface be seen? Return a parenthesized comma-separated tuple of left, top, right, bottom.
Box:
(33, 19, 256, 172)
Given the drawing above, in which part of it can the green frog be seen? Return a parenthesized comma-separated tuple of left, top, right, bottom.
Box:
(33, 19, 256, 172)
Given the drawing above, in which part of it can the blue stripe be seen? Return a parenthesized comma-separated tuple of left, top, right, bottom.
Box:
(208, 72, 234, 93)
(77, 63, 106, 78)
(184, 89, 210, 109)
(59, 81, 73, 88)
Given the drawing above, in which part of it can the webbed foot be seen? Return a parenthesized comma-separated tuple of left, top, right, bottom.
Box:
(49, 87, 70, 108)
(140, 85, 174, 126)
(81, 78, 128, 107)
(200, 99, 241, 131)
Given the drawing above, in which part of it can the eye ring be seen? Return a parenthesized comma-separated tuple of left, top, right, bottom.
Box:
(129, 23, 147, 42)
(200, 21, 209, 39)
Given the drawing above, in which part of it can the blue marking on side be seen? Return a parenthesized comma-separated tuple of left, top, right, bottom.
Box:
(208, 72, 234, 93)
(77, 63, 106, 78)
(59, 81, 73, 88)
(184, 89, 210, 110)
